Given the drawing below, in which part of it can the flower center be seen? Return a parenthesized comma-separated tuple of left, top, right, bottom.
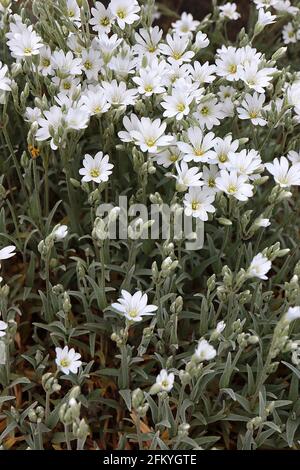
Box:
(227, 184, 237, 194)
(169, 154, 178, 162)
(84, 60, 93, 70)
(129, 309, 138, 318)
(161, 380, 169, 388)
(172, 51, 182, 60)
(68, 9, 75, 17)
(176, 103, 185, 112)
(201, 106, 209, 115)
(148, 45, 156, 53)
(60, 358, 70, 368)
(229, 64, 237, 74)
(90, 168, 100, 178)
(194, 148, 204, 157)
(146, 138, 156, 147)
(63, 81, 71, 89)
(249, 111, 258, 118)
(117, 9, 126, 19)
(208, 178, 215, 187)
(192, 201, 200, 210)
(144, 85, 153, 93)
(94, 106, 102, 113)
(42, 58, 50, 67)
(101, 17, 110, 26)
(218, 153, 228, 163)
(24, 47, 32, 54)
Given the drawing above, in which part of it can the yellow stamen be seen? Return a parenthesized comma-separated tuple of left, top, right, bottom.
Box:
(90, 168, 100, 178)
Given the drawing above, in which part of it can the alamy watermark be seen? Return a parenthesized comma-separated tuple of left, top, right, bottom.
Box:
(93, 196, 204, 251)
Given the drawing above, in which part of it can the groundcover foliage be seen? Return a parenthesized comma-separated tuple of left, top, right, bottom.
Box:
(1, 0, 300, 451)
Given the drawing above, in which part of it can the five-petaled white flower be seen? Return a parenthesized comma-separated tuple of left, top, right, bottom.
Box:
(112, 290, 158, 322)
(79, 152, 114, 184)
(248, 253, 271, 280)
(155, 369, 175, 392)
(55, 346, 82, 375)
(194, 339, 217, 361)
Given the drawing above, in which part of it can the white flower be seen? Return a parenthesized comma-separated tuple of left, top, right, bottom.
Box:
(111, 289, 158, 322)
(90, 2, 114, 34)
(80, 88, 111, 116)
(51, 50, 82, 77)
(130, 117, 173, 153)
(108, 46, 137, 78)
(254, 0, 278, 8)
(101, 80, 138, 106)
(0, 245, 16, 260)
(216, 170, 253, 201)
(184, 188, 216, 221)
(133, 27, 163, 57)
(81, 48, 102, 80)
(210, 134, 239, 168)
(237, 92, 267, 126)
(66, 107, 89, 131)
(25, 106, 42, 124)
(287, 150, 300, 164)
(159, 34, 195, 65)
(38, 46, 53, 76)
(195, 31, 209, 49)
(174, 161, 203, 190)
(240, 64, 277, 94)
(53, 224, 68, 241)
(282, 22, 298, 44)
(285, 306, 300, 323)
(219, 2, 240, 20)
(202, 165, 220, 193)
(257, 8, 277, 27)
(161, 88, 193, 120)
(97, 34, 123, 63)
(189, 61, 216, 86)
(265, 156, 300, 187)
(227, 149, 262, 178)
(275, 0, 299, 16)
(154, 146, 183, 168)
(109, 0, 140, 30)
(0, 320, 7, 338)
(194, 98, 224, 130)
(194, 339, 217, 361)
(79, 152, 114, 184)
(177, 127, 216, 163)
(118, 113, 142, 143)
(215, 46, 243, 81)
(55, 346, 82, 375)
(172, 12, 200, 36)
(133, 68, 165, 97)
(255, 217, 271, 228)
(66, 0, 81, 24)
(155, 369, 174, 392)
(248, 253, 271, 280)
(7, 26, 43, 58)
(216, 321, 226, 334)
(0, 62, 11, 91)
(35, 106, 63, 150)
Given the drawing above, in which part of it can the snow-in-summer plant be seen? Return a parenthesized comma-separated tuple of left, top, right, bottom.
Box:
(1, 0, 300, 451)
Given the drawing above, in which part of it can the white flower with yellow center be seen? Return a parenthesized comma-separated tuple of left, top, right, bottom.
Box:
(237, 92, 267, 126)
(159, 33, 195, 65)
(155, 369, 174, 392)
(184, 187, 216, 221)
(7, 27, 43, 58)
(216, 170, 253, 201)
(130, 117, 174, 153)
(90, 2, 114, 34)
(177, 127, 216, 163)
(194, 339, 217, 362)
(112, 290, 158, 323)
(161, 88, 193, 120)
(55, 346, 82, 375)
(109, 0, 140, 30)
(79, 152, 114, 184)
